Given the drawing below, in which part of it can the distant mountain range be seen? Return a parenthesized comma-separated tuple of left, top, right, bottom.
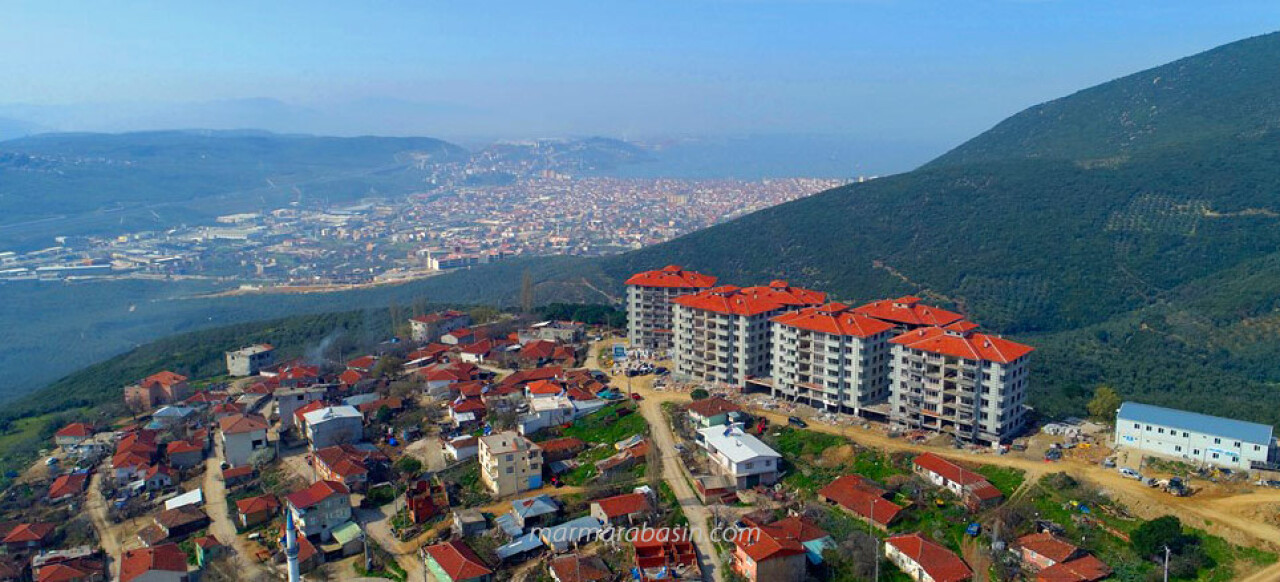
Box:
(10, 32, 1280, 428)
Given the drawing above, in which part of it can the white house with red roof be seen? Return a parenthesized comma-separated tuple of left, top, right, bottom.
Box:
(731, 516, 830, 582)
(53, 423, 95, 449)
(888, 321, 1034, 444)
(626, 265, 718, 351)
(589, 491, 653, 525)
(818, 474, 905, 530)
(285, 480, 352, 541)
(672, 281, 825, 386)
(885, 533, 972, 582)
(770, 303, 897, 414)
(912, 453, 1004, 510)
(218, 414, 269, 467)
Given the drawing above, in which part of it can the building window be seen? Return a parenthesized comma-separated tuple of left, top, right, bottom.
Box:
(1214, 438, 1221, 444)
(1175, 446, 1182, 452)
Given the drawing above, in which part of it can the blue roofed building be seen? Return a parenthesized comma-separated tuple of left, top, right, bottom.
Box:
(1114, 401, 1277, 470)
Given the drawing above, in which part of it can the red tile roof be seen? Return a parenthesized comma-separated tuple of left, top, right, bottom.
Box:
(285, 480, 349, 510)
(768, 516, 830, 543)
(593, 492, 652, 518)
(550, 554, 612, 582)
(773, 302, 897, 337)
(47, 473, 89, 500)
(673, 282, 825, 317)
(339, 369, 366, 386)
(686, 397, 742, 418)
(424, 540, 492, 580)
(914, 453, 989, 487)
(2, 522, 54, 543)
(527, 379, 564, 395)
(37, 562, 99, 582)
(818, 475, 904, 526)
(886, 534, 972, 582)
(293, 400, 327, 424)
(450, 397, 487, 414)
(221, 465, 255, 480)
(120, 543, 187, 582)
(853, 296, 965, 328)
(500, 366, 563, 387)
(347, 355, 379, 370)
(236, 494, 280, 515)
(1036, 555, 1112, 582)
(1017, 532, 1080, 564)
(166, 439, 203, 455)
(218, 413, 269, 434)
(410, 310, 468, 324)
(734, 522, 806, 562)
(54, 423, 94, 438)
(520, 340, 557, 360)
(140, 371, 188, 388)
(625, 265, 717, 289)
(890, 323, 1034, 364)
(537, 437, 586, 454)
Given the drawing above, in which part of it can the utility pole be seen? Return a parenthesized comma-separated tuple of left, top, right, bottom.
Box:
(1163, 545, 1171, 582)
(871, 501, 879, 582)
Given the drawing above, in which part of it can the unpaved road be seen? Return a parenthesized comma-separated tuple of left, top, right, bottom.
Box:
(205, 438, 275, 579)
(86, 472, 121, 580)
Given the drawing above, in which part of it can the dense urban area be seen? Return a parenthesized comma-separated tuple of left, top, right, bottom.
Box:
(0, 139, 845, 288)
(4, 265, 1279, 582)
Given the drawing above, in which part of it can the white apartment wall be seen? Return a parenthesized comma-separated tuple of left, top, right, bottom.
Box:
(1114, 419, 1270, 470)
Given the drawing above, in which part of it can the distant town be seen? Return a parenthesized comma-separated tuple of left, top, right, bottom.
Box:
(0, 146, 850, 288)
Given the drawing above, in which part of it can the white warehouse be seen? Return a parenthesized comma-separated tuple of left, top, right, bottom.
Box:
(1114, 402, 1276, 471)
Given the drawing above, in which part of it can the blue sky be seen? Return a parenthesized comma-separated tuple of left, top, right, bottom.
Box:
(4, 1, 1280, 148)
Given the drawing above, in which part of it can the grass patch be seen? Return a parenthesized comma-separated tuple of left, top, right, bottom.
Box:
(973, 464, 1026, 497)
(771, 427, 844, 457)
(562, 403, 646, 444)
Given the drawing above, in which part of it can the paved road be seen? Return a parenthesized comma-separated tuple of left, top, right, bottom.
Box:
(86, 472, 121, 580)
(204, 439, 275, 579)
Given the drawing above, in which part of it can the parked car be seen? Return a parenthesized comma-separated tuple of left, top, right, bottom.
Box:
(1119, 467, 1141, 479)
(630, 393, 644, 401)
(788, 416, 808, 428)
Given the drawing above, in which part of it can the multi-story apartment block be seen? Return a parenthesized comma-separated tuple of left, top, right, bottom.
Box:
(478, 431, 543, 497)
(770, 303, 896, 415)
(672, 281, 825, 386)
(853, 296, 964, 333)
(626, 265, 717, 352)
(888, 321, 1033, 445)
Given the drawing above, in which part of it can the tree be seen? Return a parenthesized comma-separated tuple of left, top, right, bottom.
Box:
(394, 456, 423, 477)
(690, 388, 710, 401)
(520, 269, 535, 314)
(1131, 515, 1185, 558)
(1086, 385, 1122, 423)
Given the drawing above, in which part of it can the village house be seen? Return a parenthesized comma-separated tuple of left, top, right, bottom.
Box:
(225, 344, 274, 377)
(1, 523, 55, 552)
(164, 439, 205, 469)
(1016, 532, 1112, 582)
(590, 491, 653, 525)
(53, 423, 95, 450)
(144, 464, 174, 491)
(818, 474, 905, 530)
(285, 480, 353, 542)
(912, 453, 1004, 510)
(633, 527, 702, 581)
(696, 425, 781, 489)
(509, 495, 560, 530)
(410, 310, 471, 343)
(445, 436, 480, 461)
(31, 546, 106, 582)
(274, 386, 326, 430)
(120, 544, 189, 582)
(124, 371, 191, 411)
(218, 414, 270, 468)
(732, 517, 831, 582)
(885, 533, 973, 582)
(301, 405, 363, 450)
(422, 539, 492, 582)
(46, 473, 89, 504)
(235, 494, 279, 529)
(478, 431, 543, 497)
(686, 397, 743, 428)
(548, 554, 611, 582)
(138, 506, 209, 546)
(535, 437, 586, 462)
(312, 444, 388, 491)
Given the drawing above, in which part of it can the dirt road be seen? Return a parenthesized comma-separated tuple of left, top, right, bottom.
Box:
(205, 439, 275, 579)
(638, 395, 726, 582)
(86, 472, 121, 580)
(358, 504, 427, 582)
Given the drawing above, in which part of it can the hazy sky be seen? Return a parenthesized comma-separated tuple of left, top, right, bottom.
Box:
(4, 1, 1280, 147)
